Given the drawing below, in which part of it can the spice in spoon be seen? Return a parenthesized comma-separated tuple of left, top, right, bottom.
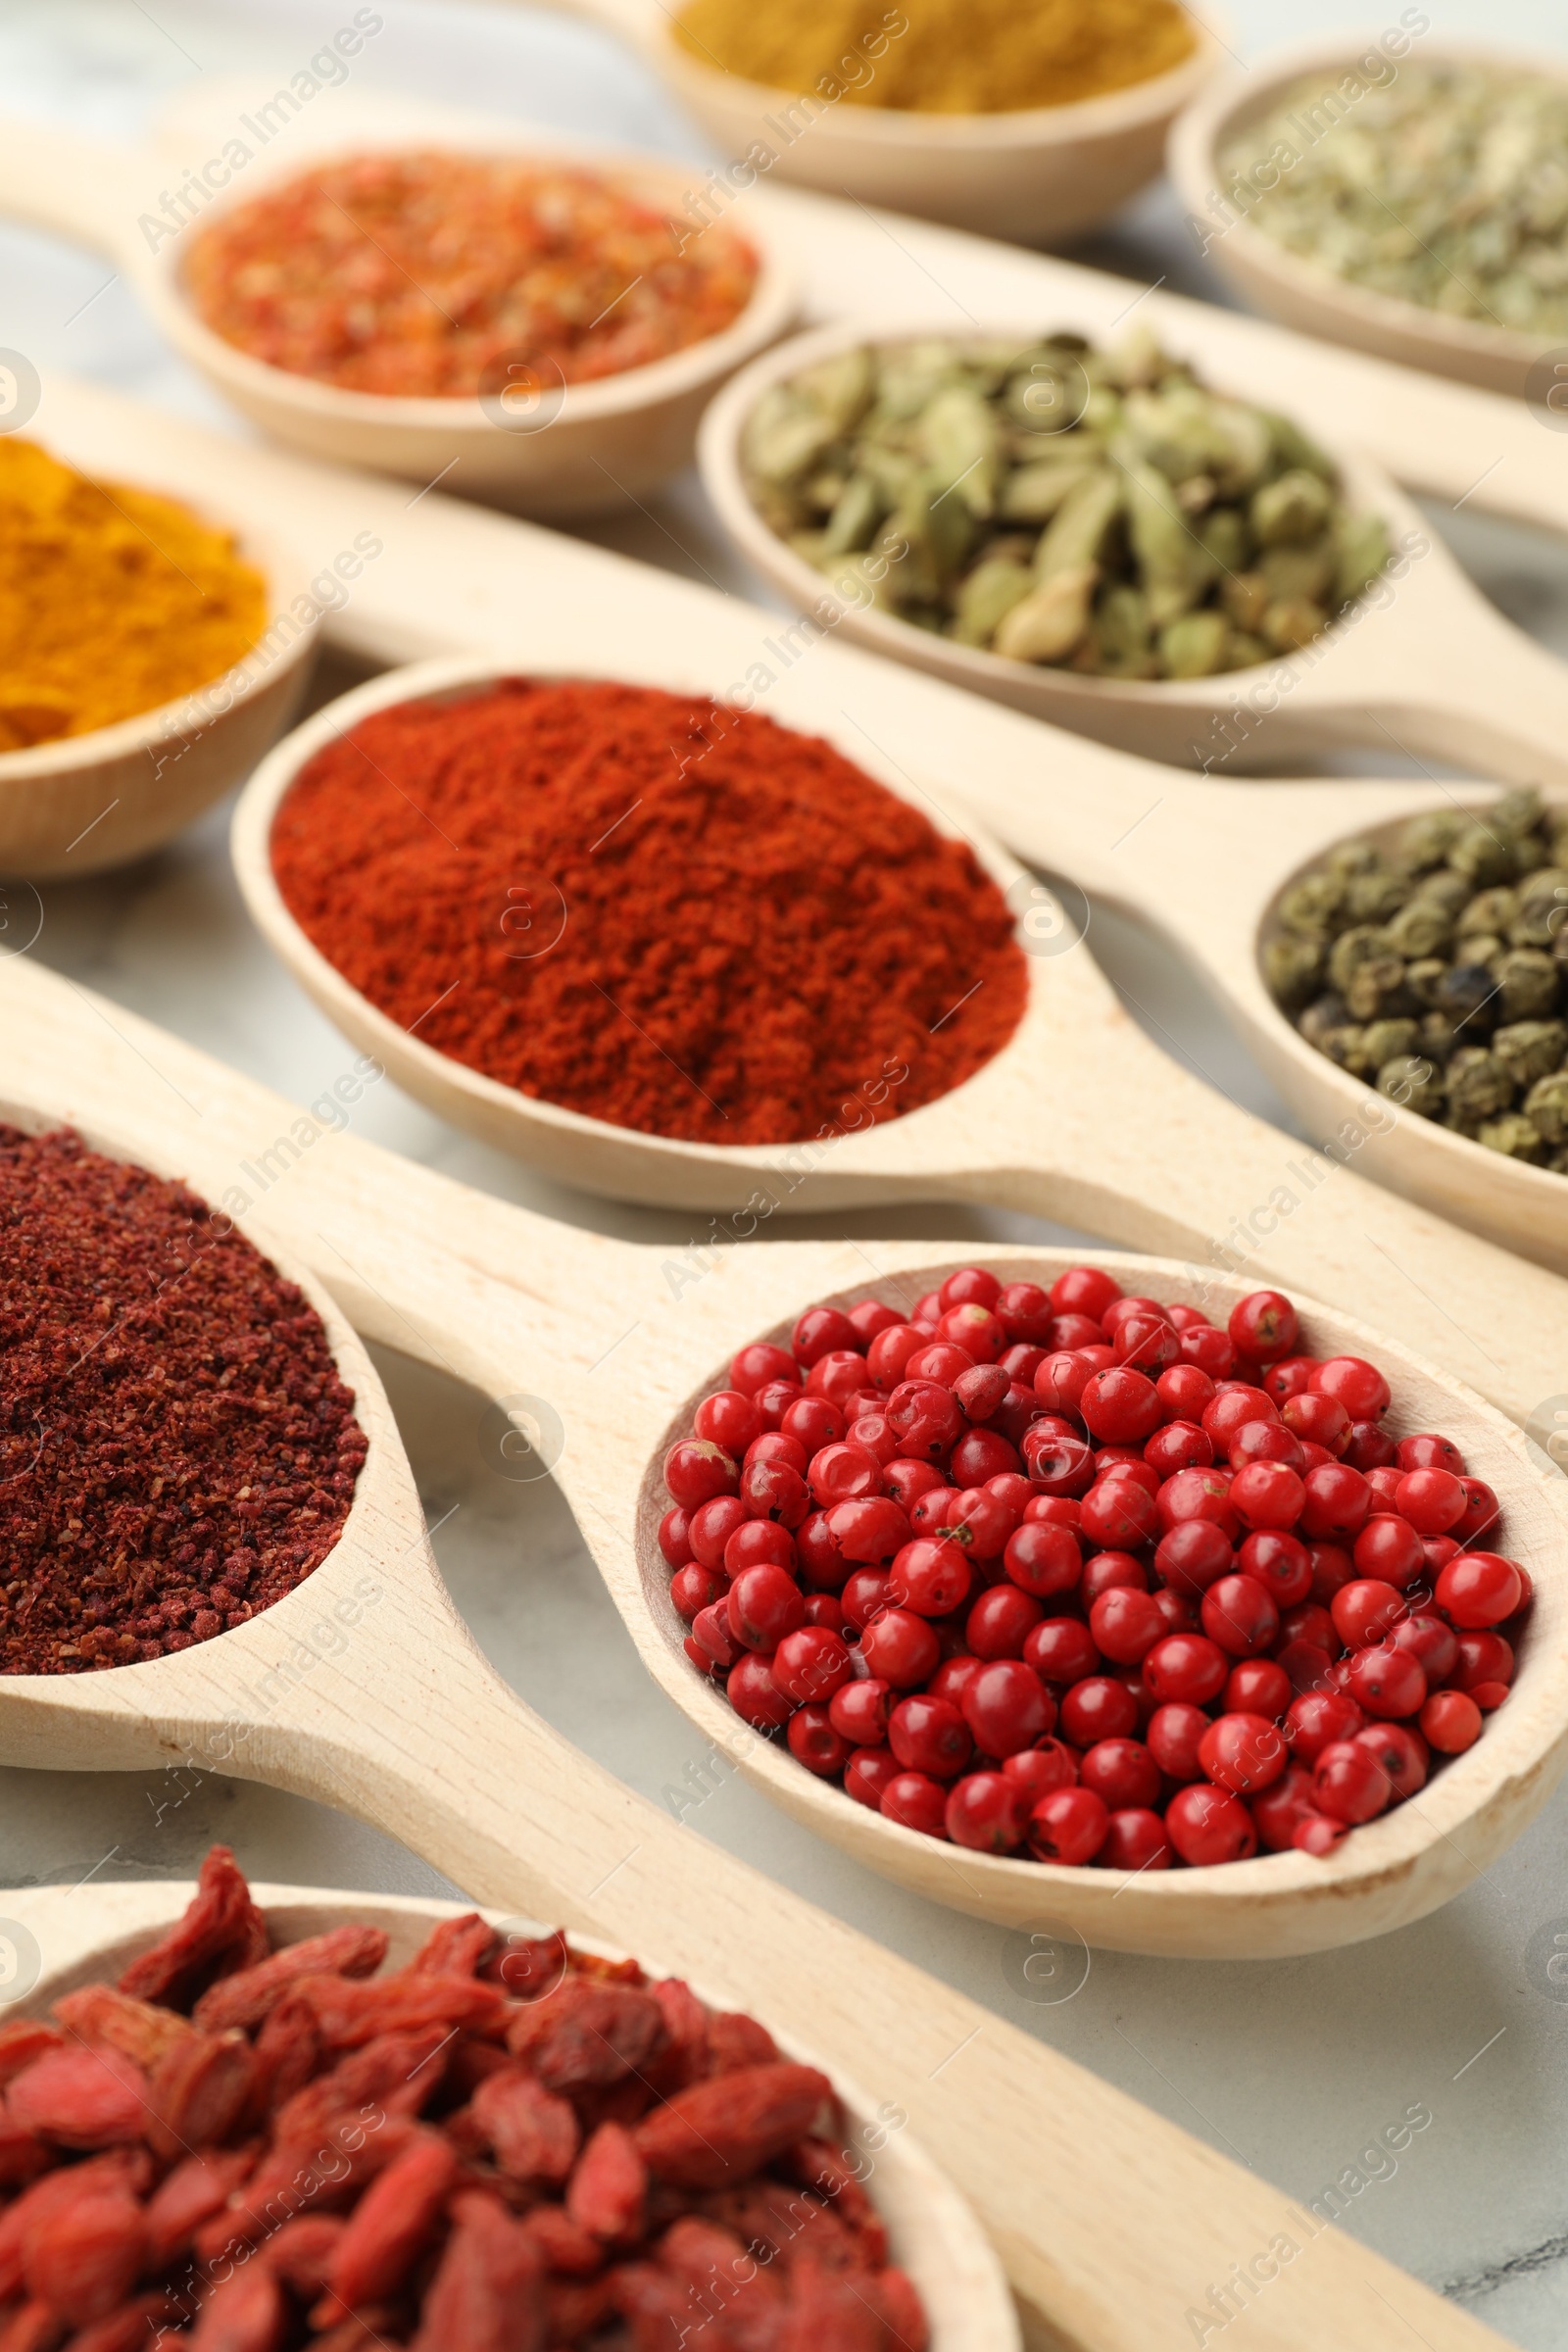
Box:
(675, 0, 1196, 113)
(665, 1266, 1523, 1864)
(1, 1844, 929, 2345)
(741, 327, 1390, 679)
(0, 1127, 367, 1674)
(1218, 62, 1568, 340)
(1264, 788, 1568, 1167)
(0, 438, 267, 752)
(184, 152, 760, 397)
(270, 677, 1027, 1147)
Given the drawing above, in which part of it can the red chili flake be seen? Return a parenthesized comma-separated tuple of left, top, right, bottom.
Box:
(0, 1127, 367, 1675)
(182, 152, 760, 398)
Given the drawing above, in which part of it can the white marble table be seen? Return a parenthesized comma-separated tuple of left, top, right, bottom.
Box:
(5, 2, 1568, 2341)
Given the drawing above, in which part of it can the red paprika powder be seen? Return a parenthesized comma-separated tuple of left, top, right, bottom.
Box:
(270, 678, 1028, 1146)
(0, 1127, 367, 1675)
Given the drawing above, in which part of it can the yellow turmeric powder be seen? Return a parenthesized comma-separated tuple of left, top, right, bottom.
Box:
(673, 0, 1197, 114)
(0, 437, 268, 754)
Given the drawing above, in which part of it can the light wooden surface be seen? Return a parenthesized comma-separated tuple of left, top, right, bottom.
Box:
(699, 313, 1568, 781)
(0, 116, 798, 515)
(24, 364, 1568, 1290)
(553, 0, 1225, 243)
(3, 949, 1567, 1967)
(0, 986, 1528, 2345)
(4, 1881, 1010, 2352)
(1167, 36, 1566, 400)
(0, 506, 318, 878)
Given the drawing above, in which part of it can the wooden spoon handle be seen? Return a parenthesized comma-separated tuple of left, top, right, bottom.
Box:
(960, 1010, 1568, 1434)
(255, 1603, 1503, 2352)
(0, 118, 149, 261)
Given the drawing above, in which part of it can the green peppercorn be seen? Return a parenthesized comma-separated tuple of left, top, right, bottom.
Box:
(1344, 956, 1408, 1023)
(1404, 959, 1449, 1009)
(1494, 948, 1560, 1022)
(1435, 962, 1501, 1036)
(1278, 872, 1345, 933)
(1299, 994, 1348, 1050)
(1322, 1024, 1373, 1076)
(1477, 1112, 1546, 1162)
(1385, 898, 1453, 958)
(1361, 1017, 1419, 1070)
(1414, 870, 1473, 922)
(1458, 887, 1518, 939)
(1261, 931, 1326, 1007)
(1327, 924, 1393, 996)
(1378, 1054, 1445, 1115)
(1395, 810, 1466, 873)
(1526, 1069, 1568, 1146)
(1493, 1018, 1568, 1089)
(1449, 822, 1516, 888)
(1419, 1008, 1459, 1061)
(1446, 1047, 1513, 1128)
(1513, 868, 1568, 947)
(1344, 868, 1410, 925)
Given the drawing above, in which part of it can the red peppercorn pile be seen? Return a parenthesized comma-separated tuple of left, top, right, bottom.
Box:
(270, 679, 1028, 1147)
(0, 1845, 926, 2347)
(662, 1267, 1530, 1868)
(0, 1128, 367, 1676)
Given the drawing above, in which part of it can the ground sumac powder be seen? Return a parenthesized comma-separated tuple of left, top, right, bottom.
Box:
(0, 1127, 367, 1676)
(270, 679, 1029, 1146)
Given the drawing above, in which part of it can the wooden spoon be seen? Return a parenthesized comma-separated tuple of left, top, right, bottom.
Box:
(3, 948, 1565, 1974)
(230, 649, 1568, 1440)
(0, 117, 796, 517)
(0, 501, 317, 881)
(697, 312, 1568, 782)
(4, 1879, 1009, 2352)
(551, 0, 1224, 245)
(1168, 35, 1568, 401)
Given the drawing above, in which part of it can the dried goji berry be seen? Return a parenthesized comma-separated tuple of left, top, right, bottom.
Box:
(874, 2266, 931, 2351)
(296, 1972, 507, 2050)
(545, 2275, 618, 2343)
(251, 1995, 319, 2113)
(326, 2129, 457, 2308)
(565, 2122, 647, 2244)
(265, 2213, 345, 2296)
(0, 2297, 68, 2352)
(634, 2064, 832, 2188)
(145, 2030, 255, 2158)
(472, 2069, 578, 2185)
(483, 1930, 566, 2002)
(402, 1913, 495, 1979)
(7, 2048, 150, 2150)
(57, 2291, 175, 2352)
(409, 2189, 545, 2352)
(645, 1980, 709, 2093)
(183, 2262, 286, 2352)
(520, 2204, 604, 2277)
(0, 2105, 49, 2190)
(192, 1927, 388, 2033)
(117, 1848, 268, 2012)
(0, 2155, 145, 2298)
(707, 2010, 779, 2075)
(144, 2150, 255, 2270)
(24, 2189, 145, 2326)
(506, 1979, 666, 2094)
(0, 2024, 64, 2087)
(786, 2139, 890, 2266)
(52, 1987, 193, 2071)
(783, 2253, 885, 2350)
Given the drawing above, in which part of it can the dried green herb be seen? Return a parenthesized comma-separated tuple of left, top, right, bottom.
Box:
(1265, 790, 1568, 1168)
(1217, 63, 1568, 339)
(740, 327, 1390, 681)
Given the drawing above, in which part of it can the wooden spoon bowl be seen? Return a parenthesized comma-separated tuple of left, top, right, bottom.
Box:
(230, 651, 1568, 1439)
(8, 1878, 1002, 2352)
(0, 507, 318, 880)
(3, 970, 1567, 1964)
(566, 0, 1225, 244)
(0, 1023, 1522, 2349)
(1167, 35, 1568, 401)
(698, 312, 1568, 782)
(0, 118, 796, 518)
